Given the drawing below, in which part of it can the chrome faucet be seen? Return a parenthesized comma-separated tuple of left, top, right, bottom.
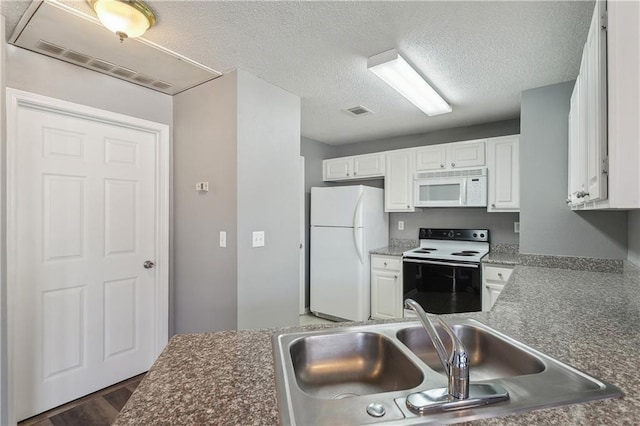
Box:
(404, 299, 469, 399)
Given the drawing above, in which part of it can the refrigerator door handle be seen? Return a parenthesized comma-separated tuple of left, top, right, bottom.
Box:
(353, 192, 364, 265)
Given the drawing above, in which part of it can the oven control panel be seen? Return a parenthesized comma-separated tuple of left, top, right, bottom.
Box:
(418, 228, 489, 242)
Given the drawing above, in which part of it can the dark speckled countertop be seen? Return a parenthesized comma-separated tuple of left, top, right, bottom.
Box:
(114, 262, 640, 425)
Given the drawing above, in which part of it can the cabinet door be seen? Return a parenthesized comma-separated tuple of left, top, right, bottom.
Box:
(384, 150, 415, 212)
(371, 271, 402, 319)
(323, 157, 353, 181)
(415, 145, 447, 171)
(482, 283, 505, 312)
(487, 136, 520, 212)
(568, 79, 585, 206)
(448, 140, 486, 169)
(353, 154, 385, 178)
(584, 0, 608, 203)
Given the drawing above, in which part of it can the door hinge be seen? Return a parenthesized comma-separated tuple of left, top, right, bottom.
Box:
(601, 10, 608, 31)
(602, 156, 609, 174)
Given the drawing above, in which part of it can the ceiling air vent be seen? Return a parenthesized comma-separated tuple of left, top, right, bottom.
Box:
(62, 50, 92, 64)
(347, 105, 373, 116)
(88, 58, 115, 72)
(111, 67, 136, 79)
(152, 81, 172, 90)
(35, 39, 65, 55)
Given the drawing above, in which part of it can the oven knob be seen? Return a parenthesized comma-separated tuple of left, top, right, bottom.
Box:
(448, 230, 454, 238)
(473, 233, 477, 238)
(480, 233, 485, 238)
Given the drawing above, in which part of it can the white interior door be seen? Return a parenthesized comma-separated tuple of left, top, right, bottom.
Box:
(8, 90, 168, 421)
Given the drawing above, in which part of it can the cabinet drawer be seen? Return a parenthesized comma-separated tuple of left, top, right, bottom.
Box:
(484, 266, 513, 283)
(371, 256, 401, 271)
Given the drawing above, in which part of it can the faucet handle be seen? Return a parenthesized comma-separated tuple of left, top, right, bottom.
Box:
(437, 318, 470, 399)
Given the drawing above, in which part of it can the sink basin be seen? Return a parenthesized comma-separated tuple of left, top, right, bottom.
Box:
(396, 324, 545, 380)
(290, 331, 423, 399)
(272, 319, 622, 425)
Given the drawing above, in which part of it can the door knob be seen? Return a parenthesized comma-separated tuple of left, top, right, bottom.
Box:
(143, 260, 155, 269)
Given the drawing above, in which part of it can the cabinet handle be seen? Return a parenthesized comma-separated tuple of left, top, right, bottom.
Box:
(491, 203, 496, 208)
(354, 172, 357, 175)
(451, 162, 455, 167)
(440, 164, 444, 168)
(407, 205, 410, 208)
(566, 198, 571, 204)
(394, 275, 398, 279)
(498, 273, 503, 278)
(384, 262, 387, 266)
(346, 173, 350, 176)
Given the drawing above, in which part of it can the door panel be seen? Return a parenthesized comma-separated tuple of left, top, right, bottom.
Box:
(13, 103, 160, 420)
(310, 226, 366, 321)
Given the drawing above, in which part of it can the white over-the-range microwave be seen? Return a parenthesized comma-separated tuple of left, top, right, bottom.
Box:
(414, 168, 487, 207)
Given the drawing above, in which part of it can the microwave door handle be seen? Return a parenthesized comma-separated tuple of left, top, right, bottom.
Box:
(461, 179, 467, 205)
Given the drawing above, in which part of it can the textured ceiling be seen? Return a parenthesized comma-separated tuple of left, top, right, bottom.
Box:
(1, 1, 594, 145)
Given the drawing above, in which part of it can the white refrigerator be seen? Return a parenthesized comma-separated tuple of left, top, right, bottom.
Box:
(310, 185, 389, 321)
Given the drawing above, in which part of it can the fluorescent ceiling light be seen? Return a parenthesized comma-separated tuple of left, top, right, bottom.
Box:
(368, 49, 452, 116)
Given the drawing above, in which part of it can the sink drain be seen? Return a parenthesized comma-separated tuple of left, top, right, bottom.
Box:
(332, 392, 360, 399)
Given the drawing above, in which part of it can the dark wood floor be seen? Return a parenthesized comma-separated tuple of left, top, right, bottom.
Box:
(18, 374, 145, 426)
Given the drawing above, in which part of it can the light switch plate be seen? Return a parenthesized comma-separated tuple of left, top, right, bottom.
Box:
(398, 221, 404, 231)
(252, 231, 265, 247)
(219, 231, 226, 247)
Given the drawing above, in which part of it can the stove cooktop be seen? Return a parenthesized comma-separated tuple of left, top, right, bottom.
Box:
(403, 228, 489, 263)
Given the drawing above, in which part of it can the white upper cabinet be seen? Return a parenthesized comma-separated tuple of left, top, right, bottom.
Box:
(385, 150, 415, 212)
(448, 139, 486, 169)
(323, 153, 385, 181)
(323, 157, 353, 180)
(487, 135, 520, 212)
(415, 145, 447, 171)
(415, 139, 486, 171)
(567, 0, 608, 208)
(353, 153, 386, 178)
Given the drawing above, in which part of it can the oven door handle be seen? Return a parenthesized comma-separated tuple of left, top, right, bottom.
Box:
(403, 258, 480, 269)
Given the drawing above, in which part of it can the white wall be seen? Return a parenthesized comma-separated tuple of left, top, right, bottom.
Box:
(173, 73, 239, 333)
(629, 211, 640, 266)
(236, 69, 301, 329)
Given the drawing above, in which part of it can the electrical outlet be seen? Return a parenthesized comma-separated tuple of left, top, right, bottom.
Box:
(219, 231, 226, 248)
(252, 231, 265, 247)
(196, 181, 209, 191)
(514, 222, 520, 233)
(398, 221, 404, 231)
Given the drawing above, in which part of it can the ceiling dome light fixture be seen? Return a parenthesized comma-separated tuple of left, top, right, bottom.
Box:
(87, 0, 157, 42)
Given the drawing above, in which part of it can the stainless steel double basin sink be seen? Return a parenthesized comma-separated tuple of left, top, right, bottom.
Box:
(272, 318, 622, 425)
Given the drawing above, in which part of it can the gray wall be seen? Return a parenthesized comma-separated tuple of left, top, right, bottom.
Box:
(332, 119, 521, 245)
(629, 211, 640, 266)
(334, 119, 520, 156)
(6, 46, 172, 125)
(300, 137, 336, 310)
(390, 209, 519, 244)
(173, 73, 238, 334)
(520, 81, 627, 258)
(236, 69, 301, 329)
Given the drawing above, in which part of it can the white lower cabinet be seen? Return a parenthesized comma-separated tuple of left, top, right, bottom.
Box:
(371, 255, 403, 319)
(482, 264, 513, 311)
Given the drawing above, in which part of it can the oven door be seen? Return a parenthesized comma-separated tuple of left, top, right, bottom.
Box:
(414, 177, 467, 207)
(402, 257, 481, 315)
